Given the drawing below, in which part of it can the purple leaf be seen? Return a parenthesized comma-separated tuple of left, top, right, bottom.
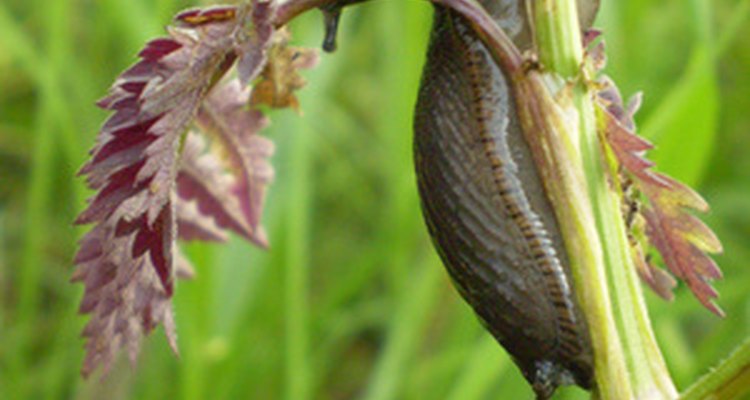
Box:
(194, 79, 275, 247)
(72, 220, 177, 378)
(73, 5, 268, 377)
(176, 191, 230, 243)
(236, 0, 277, 86)
(597, 79, 724, 315)
(176, 128, 272, 244)
(74, 1, 319, 377)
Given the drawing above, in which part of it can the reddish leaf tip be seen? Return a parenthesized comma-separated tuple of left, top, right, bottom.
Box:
(599, 79, 724, 314)
(175, 6, 237, 26)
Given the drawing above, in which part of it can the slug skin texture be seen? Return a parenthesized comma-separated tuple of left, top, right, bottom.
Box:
(413, 1, 599, 397)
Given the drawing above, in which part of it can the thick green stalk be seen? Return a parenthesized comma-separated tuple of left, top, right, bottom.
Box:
(534, 0, 583, 77)
(533, 0, 676, 398)
(681, 337, 750, 400)
(515, 70, 633, 399)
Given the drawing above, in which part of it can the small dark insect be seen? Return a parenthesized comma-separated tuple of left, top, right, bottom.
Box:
(413, 1, 599, 398)
(620, 171, 641, 229)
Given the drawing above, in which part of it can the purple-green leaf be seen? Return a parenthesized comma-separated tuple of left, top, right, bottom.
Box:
(598, 80, 724, 316)
(194, 79, 275, 247)
(73, 3, 283, 377)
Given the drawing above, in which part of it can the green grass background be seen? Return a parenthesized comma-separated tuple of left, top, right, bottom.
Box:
(0, 0, 748, 398)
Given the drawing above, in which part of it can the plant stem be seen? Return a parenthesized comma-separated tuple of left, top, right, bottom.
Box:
(681, 337, 750, 400)
(534, 0, 583, 77)
(533, 0, 676, 398)
(275, 0, 335, 27)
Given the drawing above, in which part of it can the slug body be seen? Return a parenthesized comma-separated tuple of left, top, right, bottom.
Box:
(414, 1, 598, 397)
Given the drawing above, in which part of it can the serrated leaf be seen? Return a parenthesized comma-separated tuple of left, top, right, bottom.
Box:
(73, 4, 280, 377)
(633, 246, 676, 301)
(236, 0, 276, 85)
(176, 115, 274, 247)
(195, 79, 275, 247)
(72, 220, 178, 377)
(176, 190, 229, 243)
(597, 79, 724, 316)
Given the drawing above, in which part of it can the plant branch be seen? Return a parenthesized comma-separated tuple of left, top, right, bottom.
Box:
(681, 337, 750, 400)
(533, 1, 676, 398)
(428, 0, 523, 73)
(275, 0, 524, 73)
(275, 0, 332, 26)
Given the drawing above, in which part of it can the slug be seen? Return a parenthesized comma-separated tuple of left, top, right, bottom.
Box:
(413, 1, 599, 398)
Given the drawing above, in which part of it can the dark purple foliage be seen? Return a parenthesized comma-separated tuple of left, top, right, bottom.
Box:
(596, 74, 724, 316)
(73, 1, 314, 376)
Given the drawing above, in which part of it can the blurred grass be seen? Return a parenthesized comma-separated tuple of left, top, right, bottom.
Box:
(0, 0, 748, 399)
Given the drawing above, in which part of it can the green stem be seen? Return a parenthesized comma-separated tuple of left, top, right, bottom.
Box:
(533, 1, 676, 398)
(534, 0, 583, 77)
(681, 337, 750, 400)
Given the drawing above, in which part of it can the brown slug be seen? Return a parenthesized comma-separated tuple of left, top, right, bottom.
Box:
(319, 0, 600, 396)
(413, 1, 599, 398)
